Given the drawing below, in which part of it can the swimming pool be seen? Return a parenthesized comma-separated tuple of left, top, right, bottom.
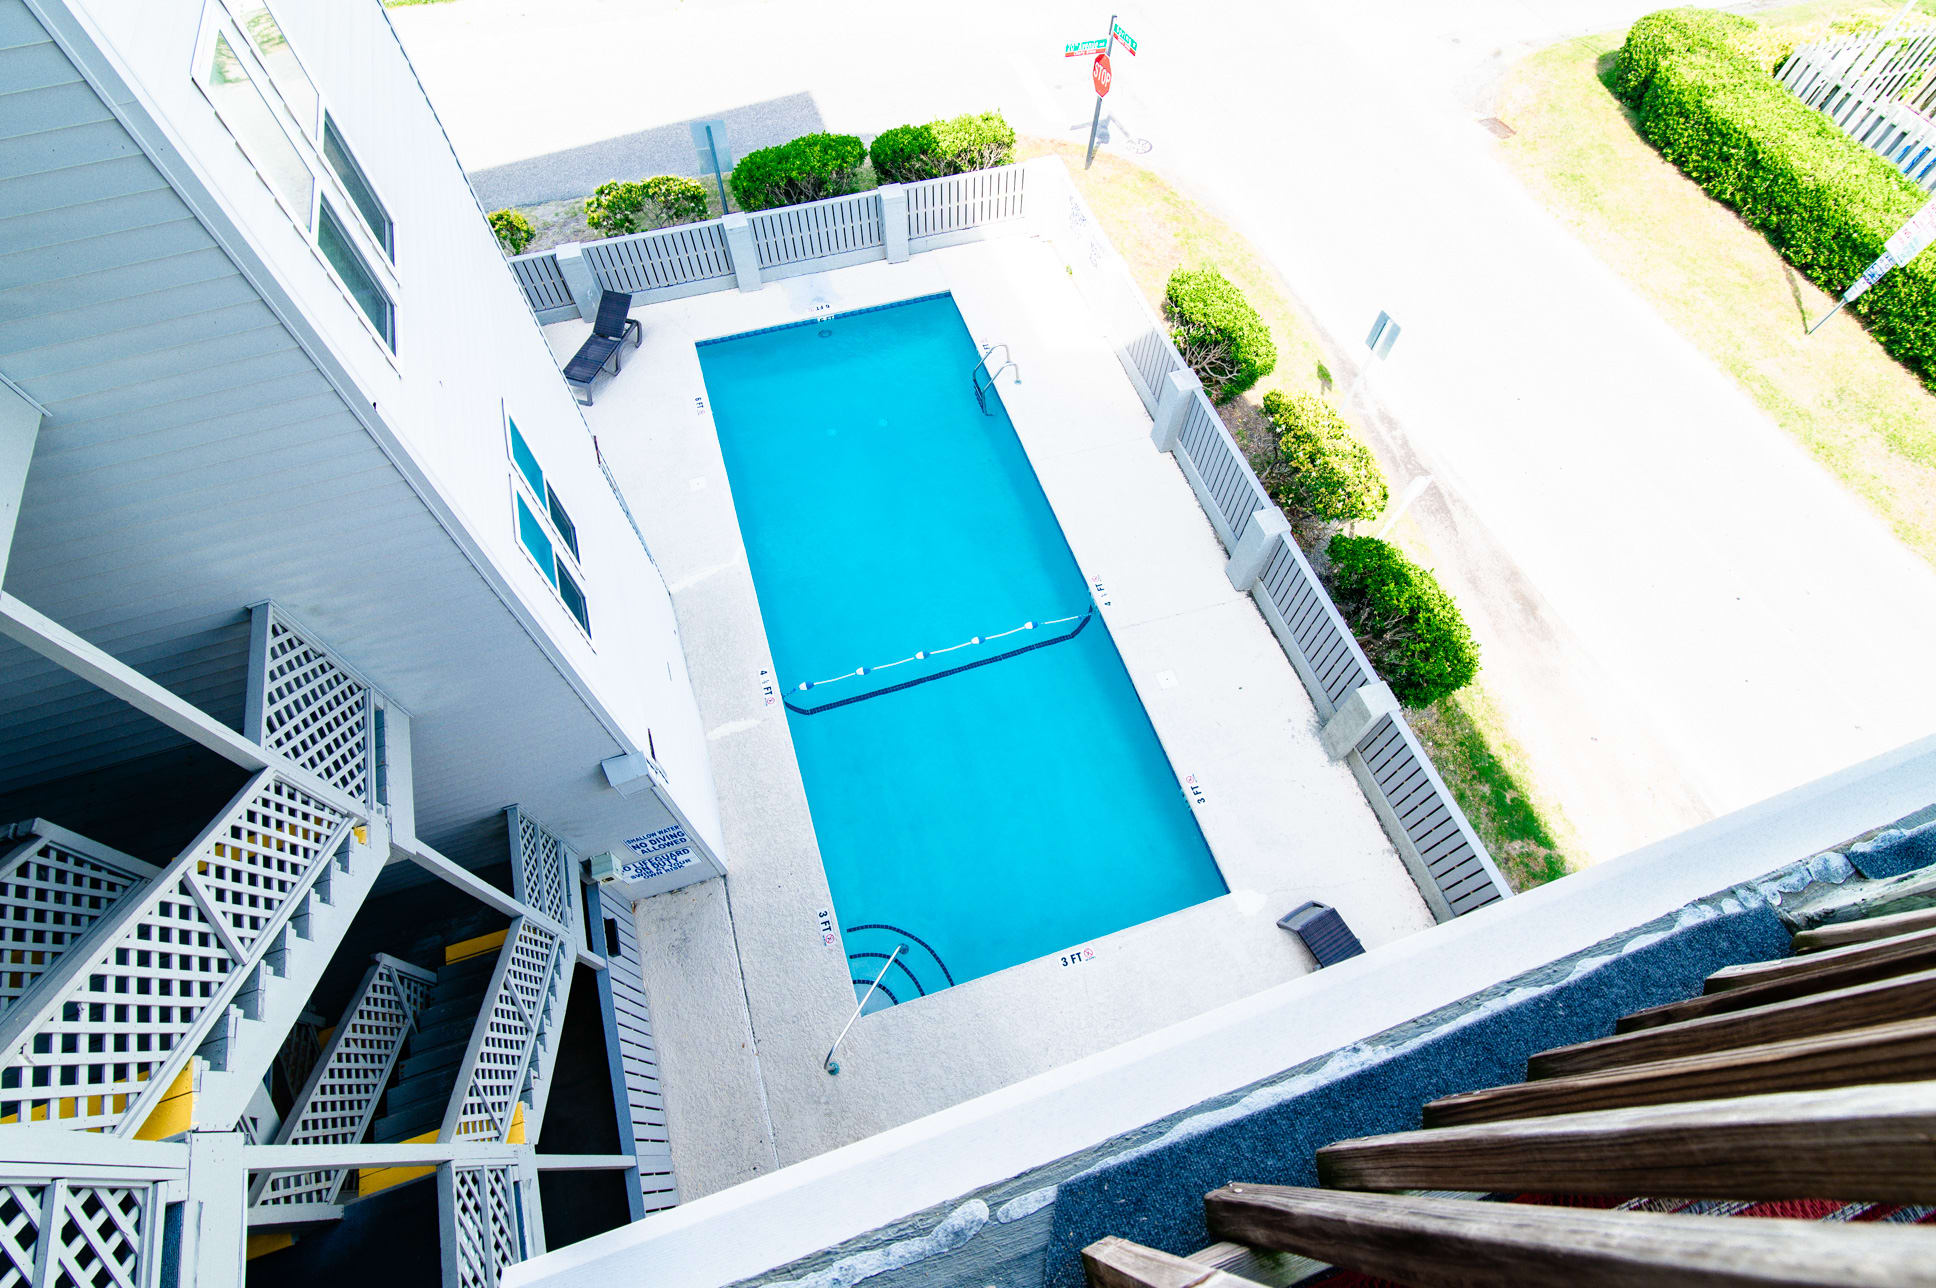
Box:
(699, 294, 1226, 1006)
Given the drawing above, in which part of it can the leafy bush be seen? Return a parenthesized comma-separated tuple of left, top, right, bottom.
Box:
(584, 175, 713, 235)
(1326, 535, 1479, 708)
(487, 208, 534, 255)
(871, 111, 1017, 183)
(728, 132, 866, 211)
(1163, 266, 1278, 401)
(1258, 392, 1389, 524)
(1616, 8, 1936, 390)
(642, 175, 709, 224)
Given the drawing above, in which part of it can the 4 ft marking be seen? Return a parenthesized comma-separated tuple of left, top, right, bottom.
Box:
(757, 668, 778, 708)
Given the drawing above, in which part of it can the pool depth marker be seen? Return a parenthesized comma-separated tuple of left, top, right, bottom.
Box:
(1068, 14, 1138, 170)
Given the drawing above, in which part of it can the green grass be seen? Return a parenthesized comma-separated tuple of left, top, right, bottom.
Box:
(1018, 136, 1577, 889)
(1497, 3, 1936, 569)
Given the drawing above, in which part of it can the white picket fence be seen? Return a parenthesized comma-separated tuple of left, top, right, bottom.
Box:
(507, 166, 1034, 323)
(1033, 162, 1511, 920)
(1778, 20, 1936, 190)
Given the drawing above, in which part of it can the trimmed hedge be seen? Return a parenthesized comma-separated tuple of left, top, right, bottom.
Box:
(1163, 266, 1277, 401)
(729, 132, 866, 211)
(870, 111, 1017, 184)
(1259, 391, 1389, 525)
(584, 175, 711, 235)
(1616, 8, 1936, 390)
(487, 208, 534, 255)
(1327, 535, 1479, 709)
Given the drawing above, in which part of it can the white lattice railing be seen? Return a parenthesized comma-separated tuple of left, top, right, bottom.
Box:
(905, 163, 1030, 244)
(0, 770, 356, 1135)
(0, 1139, 187, 1288)
(438, 1157, 538, 1288)
(250, 955, 435, 1212)
(506, 809, 577, 940)
(247, 604, 377, 809)
(0, 823, 160, 1017)
(441, 917, 572, 1143)
(748, 190, 884, 270)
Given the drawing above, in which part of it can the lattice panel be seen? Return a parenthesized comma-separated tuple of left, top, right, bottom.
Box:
(0, 1181, 157, 1288)
(447, 1165, 522, 1288)
(0, 775, 349, 1134)
(257, 612, 373, 805)
(511, 815, 573, 931)
(0, 838, 146, 1016)
(192, 778, 346, 954)
(256, 961, 433, 1209)
(447, 922, 563, 1141)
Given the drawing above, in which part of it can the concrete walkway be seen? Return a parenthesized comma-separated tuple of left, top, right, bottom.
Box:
(394, 1, 1936, 858)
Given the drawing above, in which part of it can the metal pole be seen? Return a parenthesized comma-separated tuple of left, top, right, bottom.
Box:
(1807, 298, 1848, 334)
(824, 944, 905, 1075)
(706, 125, 730, 213)
(1085, 13, 1117, 170)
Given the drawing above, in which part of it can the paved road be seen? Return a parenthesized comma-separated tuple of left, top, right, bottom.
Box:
(395, 0, 1936, 862)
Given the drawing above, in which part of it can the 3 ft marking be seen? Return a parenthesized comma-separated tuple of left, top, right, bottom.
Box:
(1183, 772, 1209, 809)
(815, 908, 838, 950)
(757, 668, 778, 708)
(1060, 945, 1097, 967)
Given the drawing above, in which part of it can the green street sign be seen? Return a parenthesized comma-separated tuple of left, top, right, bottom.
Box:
(1064, 37, 1108, 56)
(1111, 20, 1138, 54)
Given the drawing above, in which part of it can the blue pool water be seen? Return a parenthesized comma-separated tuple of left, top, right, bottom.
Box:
(699, 294, 1226, 1004)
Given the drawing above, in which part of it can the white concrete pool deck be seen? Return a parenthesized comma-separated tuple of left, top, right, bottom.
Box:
(549, 235, 1437, 1198)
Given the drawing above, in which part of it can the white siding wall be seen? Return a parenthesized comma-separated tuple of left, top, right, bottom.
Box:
(40, 0, 721, 860)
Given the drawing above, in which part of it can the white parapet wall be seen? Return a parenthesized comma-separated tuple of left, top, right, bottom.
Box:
(507, 733, 1936, 1288)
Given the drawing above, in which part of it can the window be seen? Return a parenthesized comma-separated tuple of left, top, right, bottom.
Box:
(203, 31, 313, 221)
(507, 414, 591, 637)
(233, 3, 316, 133)
(318, 201, 393, 346)
(323, 114, 393, 257)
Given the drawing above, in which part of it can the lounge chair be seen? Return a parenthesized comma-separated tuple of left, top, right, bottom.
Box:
(563, 290, 641, 406)
(1277, 900, 1364, 967)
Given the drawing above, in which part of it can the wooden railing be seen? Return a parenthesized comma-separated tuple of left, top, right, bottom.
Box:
(1082, 887, 1936, 1287)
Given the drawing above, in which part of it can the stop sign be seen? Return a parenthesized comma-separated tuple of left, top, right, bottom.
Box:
(1092, 51, 1112, 97)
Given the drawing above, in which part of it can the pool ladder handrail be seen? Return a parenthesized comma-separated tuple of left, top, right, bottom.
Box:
(825, 942, 906, 1075)
(970, 344, 1020, 415)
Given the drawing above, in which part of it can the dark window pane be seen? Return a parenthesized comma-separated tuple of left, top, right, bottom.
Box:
(318, 201, 393, 347)
(546, 484, 579, 560)
(557, 564, 590, 634)
(323, 114, 392, 256)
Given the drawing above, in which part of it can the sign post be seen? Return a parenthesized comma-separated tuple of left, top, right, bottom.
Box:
(689, 118, 734, 214)
(1808, 192, 1936, 333)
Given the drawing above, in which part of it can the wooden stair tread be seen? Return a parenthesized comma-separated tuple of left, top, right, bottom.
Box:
(1793, 905, 1936, 954)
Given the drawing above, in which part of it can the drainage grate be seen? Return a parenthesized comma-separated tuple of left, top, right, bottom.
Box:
(1478, 116, 1517, 139)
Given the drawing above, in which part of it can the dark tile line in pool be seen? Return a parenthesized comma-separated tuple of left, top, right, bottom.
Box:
(695, 291, 955, 347)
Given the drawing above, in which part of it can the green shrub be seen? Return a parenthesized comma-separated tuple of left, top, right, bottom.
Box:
(1616, 8, 1936, 390)
(1327, 535, 1479, 708)
(1163, 266, 1277, 401)
(728, 132, 866, 211)
(870, 111, 1017, 183)
(585, 175, 713, 235)
(487, 208, 534, 255)
(1259, 392, 1389, 524)
(642, 175, 709, 224)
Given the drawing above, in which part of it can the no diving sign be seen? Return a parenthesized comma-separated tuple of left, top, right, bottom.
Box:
(618, 823, 696, 880)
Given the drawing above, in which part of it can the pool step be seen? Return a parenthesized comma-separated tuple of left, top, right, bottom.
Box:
(844, 923, 955, 1010)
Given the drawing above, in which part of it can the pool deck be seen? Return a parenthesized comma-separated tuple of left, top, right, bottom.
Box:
(549, 235, 1437, 1198)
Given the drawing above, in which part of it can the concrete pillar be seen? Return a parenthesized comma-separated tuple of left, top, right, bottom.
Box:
(181, 1131, 247, 1288)
(721, 213, 762, 292)
(1320, 681, 1401, 761)
(1151, 368, 1202, 452)
(1226, 506, 1291, 592)
(878, 183, 910, 263)
(553, 242, 603, 321)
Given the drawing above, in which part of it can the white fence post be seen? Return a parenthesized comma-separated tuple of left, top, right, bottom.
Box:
(721, 213, 762, 292)
(553, 243, 603, 321)
(1226, 508, 1290, 592)
(878, 184, 910, 263)
(1321, 681, 1401, 761)
(182, 1131, 247, 1288)
(1152, 369, 1201, 452)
